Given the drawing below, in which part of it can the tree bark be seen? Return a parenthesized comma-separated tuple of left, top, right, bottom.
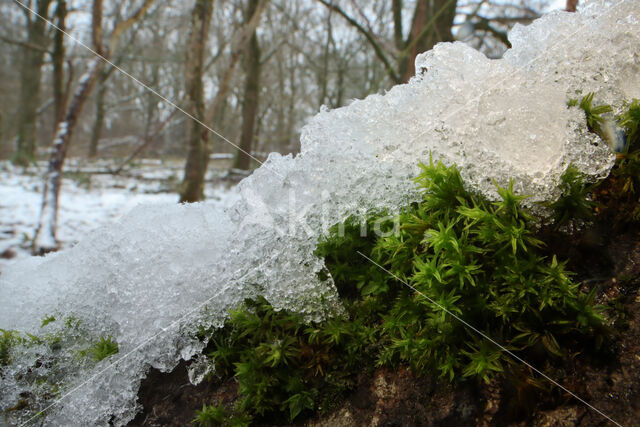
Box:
(401, 0, 457, 82)
(52, 0, 68, 129)
(13, 0, 53, 166)
(88, 75, 107, 158)
(33, 0, 156, 253)
(33, 58, 103, 254)
(179, 0, 214, 203)
(233, 0, 262, 171)
(566, 0, 578, 12)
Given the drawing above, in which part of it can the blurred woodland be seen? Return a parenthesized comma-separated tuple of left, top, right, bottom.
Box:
(0, 0, 553, 252)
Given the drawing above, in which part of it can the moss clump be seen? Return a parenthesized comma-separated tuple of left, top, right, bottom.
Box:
(0, 329, 22, 366)
(196, 158, 615, 424)
(565, 95, 640, 226)
(193, 402, 252, 426)
(88, 336, 119, 362)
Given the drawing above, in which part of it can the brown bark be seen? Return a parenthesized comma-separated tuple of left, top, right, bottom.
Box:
(179, 0, 214, 203)
(88, 75, 107, 158)
(52, 0, 68, 129)
(179, 0, 268, 197)
(12, 0, 53, 166)
(233, 0, 262, 171)
(566, 0, 578, 12)
(401, 0, 457, 82)
(318, 8, 332, 107)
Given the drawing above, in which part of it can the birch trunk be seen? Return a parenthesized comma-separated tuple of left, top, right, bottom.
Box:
(33, 59, 102, 254)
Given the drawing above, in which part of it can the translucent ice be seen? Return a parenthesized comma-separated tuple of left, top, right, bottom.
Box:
(1, 0, 638, 424)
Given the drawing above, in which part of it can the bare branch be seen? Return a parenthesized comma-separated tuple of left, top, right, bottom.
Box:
(0, 34, 52, 54)
(472, 16, 511, 48)
(316, 0, 400, 83)
(108, 0, 156, 54)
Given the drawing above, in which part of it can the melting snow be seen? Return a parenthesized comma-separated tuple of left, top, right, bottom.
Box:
(1, 1, 638, 424)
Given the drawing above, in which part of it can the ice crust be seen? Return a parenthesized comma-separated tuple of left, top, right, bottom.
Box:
(1, 1, 638, 424)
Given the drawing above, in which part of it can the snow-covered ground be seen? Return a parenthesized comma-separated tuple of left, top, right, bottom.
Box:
(0, 158, 234, 267)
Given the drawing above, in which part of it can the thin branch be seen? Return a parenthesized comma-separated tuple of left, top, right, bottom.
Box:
(0, 34, 52, 53)
(260, 39, 285, 65)
(472, 16, 511, 47)
(107, 0, 156, 54)
(111, 107, 180, 174)
(459, 13, 540, 24)
(316, 0, 400, 83)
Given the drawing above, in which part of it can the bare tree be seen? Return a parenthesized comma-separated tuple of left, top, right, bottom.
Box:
(233, 0, 262, 171)
(180, 0, 270, 200)
(179, 0, 215, 203)
(13, 0, 54, 166)
(33, 0, 156, 254)
(52, 0, 70, 130)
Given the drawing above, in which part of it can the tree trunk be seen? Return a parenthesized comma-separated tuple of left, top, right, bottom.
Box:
(33, 0, 154, 253)
(318, 8, 332, 107)
(179, 0, 214, 203)
(566, 0, 578, 12)
(233, 0, 262, 171)
(52, 0, 68, 129)
(401, 0, 457, 82)
(13, 0, 53, 166)
(33, 58, 103, 254)
(88, 74, 107, 158)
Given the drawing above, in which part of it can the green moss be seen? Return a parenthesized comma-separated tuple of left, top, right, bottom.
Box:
(545, 165, 597, 230)
(89, 336, 119, 362)
(568, 92, 612, 136)
(193, 403, 228, 426)
(0, 329, 22, 366)
(41, 315, 56, 328)
(198, 158, 615, 423)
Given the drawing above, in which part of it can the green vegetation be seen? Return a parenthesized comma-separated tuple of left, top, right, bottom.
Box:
(617, 98, 640, 147)
(193, 403, 252, 427)
(3, 95, 637, 426)
(41, 315, 56, 327)
(568, 92, 613, 136)
(0, 329, 22, 365)
(608, 98, 640, 219)
(197, 157, 618, 424)
(1, 316, 120, 419)
(545, 165, 596, 230)
(89, 336, 119, 362)
(566, 94, 640, 224)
